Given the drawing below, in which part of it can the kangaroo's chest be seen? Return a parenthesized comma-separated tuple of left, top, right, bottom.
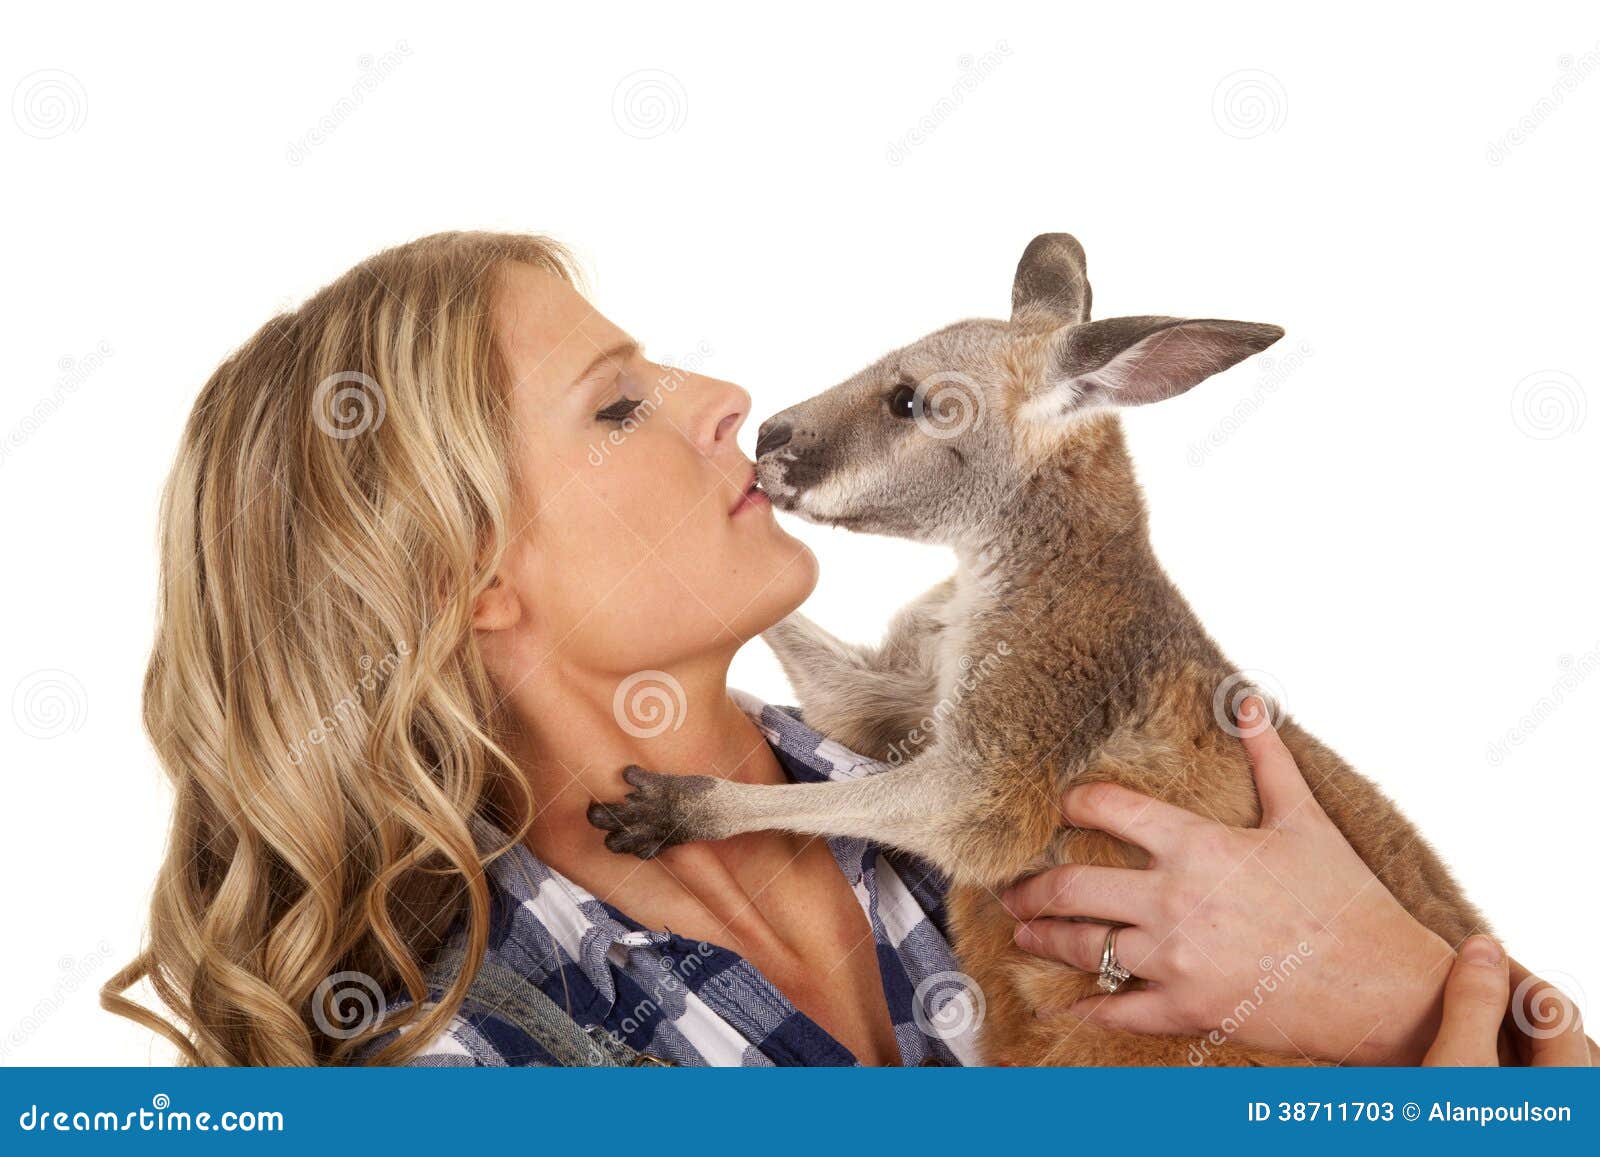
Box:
(931, 565, 992, 706)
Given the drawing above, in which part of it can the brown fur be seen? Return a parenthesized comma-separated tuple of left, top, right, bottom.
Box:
(590, 235, 1489, 1065)
(811, 417, 1487, 1064)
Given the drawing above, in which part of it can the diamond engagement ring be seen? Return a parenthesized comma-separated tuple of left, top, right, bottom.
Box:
(1097, 926, 1132, 994)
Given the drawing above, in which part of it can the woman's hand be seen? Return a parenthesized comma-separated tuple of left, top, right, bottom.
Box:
(1423, 937, 1593, 1066)
(1003, 697, 1461, 1065)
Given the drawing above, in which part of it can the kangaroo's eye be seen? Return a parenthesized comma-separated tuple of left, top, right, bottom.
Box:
(888, 383, 917, 419)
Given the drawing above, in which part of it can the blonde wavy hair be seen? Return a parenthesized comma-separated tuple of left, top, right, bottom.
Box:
(102, 231, 576, 1065)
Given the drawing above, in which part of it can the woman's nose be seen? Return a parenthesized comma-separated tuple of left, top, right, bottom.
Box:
(694, 378, 751, 455)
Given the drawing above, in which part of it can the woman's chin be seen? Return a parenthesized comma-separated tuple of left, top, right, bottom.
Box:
(746, 535, 820, 632)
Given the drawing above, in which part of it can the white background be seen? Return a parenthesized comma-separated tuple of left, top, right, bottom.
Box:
(3, 2, 1596, 1065)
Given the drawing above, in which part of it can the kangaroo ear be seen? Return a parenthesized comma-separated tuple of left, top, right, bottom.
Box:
(1011, 233, 1092, 328)
(1025, 315, 1284, 421)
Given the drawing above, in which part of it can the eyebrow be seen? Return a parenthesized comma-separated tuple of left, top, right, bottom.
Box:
(572, 338, 640, 387)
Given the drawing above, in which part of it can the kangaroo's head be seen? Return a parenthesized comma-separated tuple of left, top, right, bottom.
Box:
(755, 234, 1283, 545)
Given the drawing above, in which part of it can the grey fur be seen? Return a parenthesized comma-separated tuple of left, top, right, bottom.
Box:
(589, 233, 1489, 1066)
(590, 233, 1291, 879)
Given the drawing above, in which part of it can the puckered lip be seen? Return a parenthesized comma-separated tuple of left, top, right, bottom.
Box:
(729, 463, 769, 516)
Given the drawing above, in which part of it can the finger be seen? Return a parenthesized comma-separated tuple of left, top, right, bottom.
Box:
(1061, 780, 1206, 858)
(1001, 862, 1157, 924)
(1235, 696, 1316, 824)
(1423, 935, 1509, 1066)
(1058, 986, 1192, 1037)
(1507, 958, 1590, 1067)
(1014, 920, 1165, 980)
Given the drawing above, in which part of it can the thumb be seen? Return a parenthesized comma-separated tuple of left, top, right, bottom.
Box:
(1236, 697, 1315, 824)
(1423, 935, 1509, 1066)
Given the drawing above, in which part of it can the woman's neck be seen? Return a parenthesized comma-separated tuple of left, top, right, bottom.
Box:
(497, 652, 787, 878)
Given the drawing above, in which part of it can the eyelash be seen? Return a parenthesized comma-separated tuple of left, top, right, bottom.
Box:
(595, 396, 643, 423)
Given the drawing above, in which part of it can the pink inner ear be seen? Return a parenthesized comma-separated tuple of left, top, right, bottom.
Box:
(1077, 320, 1283, 409)
(1094, 325, 1223, 406)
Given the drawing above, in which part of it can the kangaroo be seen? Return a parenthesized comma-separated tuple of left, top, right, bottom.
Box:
(588, 234, 1488, 1065)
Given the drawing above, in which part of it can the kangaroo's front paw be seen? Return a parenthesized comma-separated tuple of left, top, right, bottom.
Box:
(586, 766, 719, 859)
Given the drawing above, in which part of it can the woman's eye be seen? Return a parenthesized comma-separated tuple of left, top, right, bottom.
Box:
(595, 397, 643, 423)
(888, 383, 917, 419)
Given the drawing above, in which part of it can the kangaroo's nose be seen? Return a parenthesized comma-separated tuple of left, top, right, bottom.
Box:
(755, 421, 792, 458)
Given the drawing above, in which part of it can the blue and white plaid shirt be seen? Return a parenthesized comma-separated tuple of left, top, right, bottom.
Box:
(380, 691, 978, 1067)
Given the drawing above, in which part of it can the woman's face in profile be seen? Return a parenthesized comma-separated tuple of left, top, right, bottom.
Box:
(477, 262, 819, 680)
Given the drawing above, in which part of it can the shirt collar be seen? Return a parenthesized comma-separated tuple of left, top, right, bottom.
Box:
(466, 690, 892, 1009)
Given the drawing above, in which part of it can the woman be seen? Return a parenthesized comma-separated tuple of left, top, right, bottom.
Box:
(103, 231, 1589, 1066)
